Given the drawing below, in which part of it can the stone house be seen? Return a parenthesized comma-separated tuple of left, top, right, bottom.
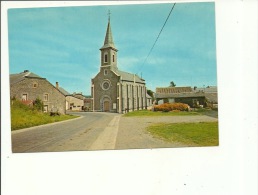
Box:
(155, 86, 218, 108)
(146, 94, 153, 109)
(57, 86, 85, 111)
(65, 95, 84, 111)
(91, 17, 148, 113)
(194, 86, 218, 108)
(10, 70, 66, 114)
(83, 96, 93, 111)
(155, 87, 206, 108)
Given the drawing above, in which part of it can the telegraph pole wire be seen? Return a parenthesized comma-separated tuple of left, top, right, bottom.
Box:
(137, 3, 176, 75)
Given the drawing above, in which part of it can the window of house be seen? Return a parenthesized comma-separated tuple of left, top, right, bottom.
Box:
(22, 94, 28, 101)
(44, 105, 48, 113)
(32, 82, 38, 88)
(104, 54, 108, 63)
(43, 93, 49, 101)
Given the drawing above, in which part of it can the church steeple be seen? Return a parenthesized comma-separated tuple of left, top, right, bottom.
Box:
(101, 10, 117, 51)
(100, 11, 118, 69)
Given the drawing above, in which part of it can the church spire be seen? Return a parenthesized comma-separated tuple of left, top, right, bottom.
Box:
(100, 10, 118, 69)
(100, 10, 117, 51)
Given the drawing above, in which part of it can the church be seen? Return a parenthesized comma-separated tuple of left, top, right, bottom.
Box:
(91, 16, 148, 113)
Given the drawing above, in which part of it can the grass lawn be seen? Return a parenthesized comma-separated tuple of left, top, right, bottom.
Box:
(146, 122, 219, 146)
(11, 100, 78, 131)
(123, 109, 201, 117)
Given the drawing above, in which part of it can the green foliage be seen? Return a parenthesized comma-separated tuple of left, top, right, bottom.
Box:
(147, 89, 154, 100)
(169, 81, 176, 87)
(146, 122, 219, 146)
(11, 100, 77, 130)
(33, 97, 44, 111)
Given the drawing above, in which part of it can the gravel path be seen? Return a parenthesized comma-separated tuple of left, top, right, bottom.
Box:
(115, 115, 218, 150)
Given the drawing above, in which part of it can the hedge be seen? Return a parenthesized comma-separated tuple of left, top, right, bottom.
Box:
(154, 103, 189, 112)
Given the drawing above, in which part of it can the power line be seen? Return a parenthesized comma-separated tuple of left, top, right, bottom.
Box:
(137, 3, 176, 75)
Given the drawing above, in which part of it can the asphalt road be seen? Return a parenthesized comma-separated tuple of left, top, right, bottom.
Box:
(11, 111, 218, 153)
(11, 112, 120, 152)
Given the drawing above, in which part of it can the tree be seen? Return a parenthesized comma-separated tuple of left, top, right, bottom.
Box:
(169, 81, 176, 87)
(147, 89, 154, 100)
(33, 98, 44, 112)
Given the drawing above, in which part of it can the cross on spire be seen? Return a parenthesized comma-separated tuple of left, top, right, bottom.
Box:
(108, 10, 111, 21)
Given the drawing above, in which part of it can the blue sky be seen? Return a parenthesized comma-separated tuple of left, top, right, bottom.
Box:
(8, 2, 217, 95)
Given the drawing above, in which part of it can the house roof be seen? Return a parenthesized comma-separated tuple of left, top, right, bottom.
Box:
(155, 92, 205, 99)
(10, 70, 68, 97)
(193, 86, 217, 93)
(204, 93, 218, 103)
(146, 93, 152, 99)
(155, 86, 218, 103)
(58, 87, 70, 96)
(10, 70, 45, 85)
(113, 69, 145, 84)
(156, 87, 192, 94)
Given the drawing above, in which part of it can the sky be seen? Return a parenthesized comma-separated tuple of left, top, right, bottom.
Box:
(7, 2, 217, 95)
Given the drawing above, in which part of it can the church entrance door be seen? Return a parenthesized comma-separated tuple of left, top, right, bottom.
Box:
(103, 101, 110, 112)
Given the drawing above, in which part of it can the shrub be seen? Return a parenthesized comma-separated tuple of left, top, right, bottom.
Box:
(154, 103, 189, 112)
(33, 98, 44, 111)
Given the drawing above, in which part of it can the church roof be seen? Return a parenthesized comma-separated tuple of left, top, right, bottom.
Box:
(100, 19, 117, 51)
(10, 70, 44, 85)
(113, 69, 145, 84)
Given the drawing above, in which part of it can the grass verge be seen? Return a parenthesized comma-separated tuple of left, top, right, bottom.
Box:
(123, 109, 201, 117)
(11, 100, 78, 131)
(146, 121, 219, 146)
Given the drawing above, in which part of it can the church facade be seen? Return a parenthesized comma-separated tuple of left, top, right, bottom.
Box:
(91, 18, 147, 113)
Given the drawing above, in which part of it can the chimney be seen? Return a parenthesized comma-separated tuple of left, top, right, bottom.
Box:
(56, 82, 59, 89)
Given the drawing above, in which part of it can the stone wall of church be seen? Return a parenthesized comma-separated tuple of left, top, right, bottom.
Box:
(119, 81, 147, 113)
(92, 68, 119, 112)
(10, 78, 66, 114)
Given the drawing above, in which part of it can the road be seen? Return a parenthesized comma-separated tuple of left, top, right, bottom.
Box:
(11, 112, 218, 152)
(11, 112, 120, 152)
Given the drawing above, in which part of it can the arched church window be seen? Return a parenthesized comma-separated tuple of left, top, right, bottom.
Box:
(104, 53, 108, 63)
(113, 54, 115, 62)
(104, 54, 108, 63)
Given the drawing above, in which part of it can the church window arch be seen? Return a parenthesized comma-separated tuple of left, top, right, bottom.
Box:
(101, 79, 111, 90)
(104, 52, 108, 63)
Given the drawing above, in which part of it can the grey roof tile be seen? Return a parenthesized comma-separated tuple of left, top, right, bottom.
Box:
(112, 69, 145, 83)
(10, 71, 44, 85)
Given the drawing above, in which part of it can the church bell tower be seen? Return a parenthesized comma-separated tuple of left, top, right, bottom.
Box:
(100, 11, 118, 70)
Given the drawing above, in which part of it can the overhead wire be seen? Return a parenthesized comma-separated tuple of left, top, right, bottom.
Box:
(137, 3, 176, 75)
